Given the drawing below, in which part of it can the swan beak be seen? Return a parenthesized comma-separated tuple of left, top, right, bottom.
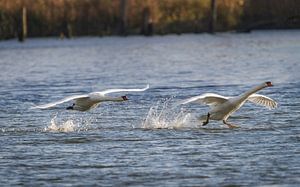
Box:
(122, 96, 129, 101)
(266, 81, 273, 87)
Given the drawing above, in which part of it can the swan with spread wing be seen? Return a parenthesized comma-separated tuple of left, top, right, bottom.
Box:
(180, 82, 277, 128)
(31, 85, 149, 111)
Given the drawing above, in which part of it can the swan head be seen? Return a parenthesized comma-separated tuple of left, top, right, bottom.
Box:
(122, 96, 128, 101)
(265, 81, 273, 87)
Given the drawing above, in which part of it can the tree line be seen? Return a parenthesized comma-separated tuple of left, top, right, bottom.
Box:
(0, 0, 299, 41)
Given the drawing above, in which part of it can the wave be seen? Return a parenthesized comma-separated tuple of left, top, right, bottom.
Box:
(44, 113, 93, 132)
(141, 98, 198, 129)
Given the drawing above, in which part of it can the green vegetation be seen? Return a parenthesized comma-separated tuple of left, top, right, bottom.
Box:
(0, 0, 299, 40)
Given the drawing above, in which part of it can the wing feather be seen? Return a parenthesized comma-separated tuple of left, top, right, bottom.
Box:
(31, 94, 89, 109)
(96, 84, 149, 95)
(247, 94, 277, 109)
(180, 93, 229, 107)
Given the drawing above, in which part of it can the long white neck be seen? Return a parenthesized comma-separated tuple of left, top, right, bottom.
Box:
(239, 83, 267, 100)
(101, 96, 124, 102)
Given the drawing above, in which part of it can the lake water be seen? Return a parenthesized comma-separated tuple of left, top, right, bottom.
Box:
(0, 30, 299, 186)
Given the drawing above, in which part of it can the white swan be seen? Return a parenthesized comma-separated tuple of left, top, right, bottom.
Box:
(31, 85, 149, 111)
(180, 82, 277, 128)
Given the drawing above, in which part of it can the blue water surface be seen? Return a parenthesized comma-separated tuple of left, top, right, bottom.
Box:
(0, 30, 299, 186)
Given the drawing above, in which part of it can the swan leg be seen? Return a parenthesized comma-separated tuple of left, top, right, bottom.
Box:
(202, 113, 210, 126)
(222, 120, 239, 128)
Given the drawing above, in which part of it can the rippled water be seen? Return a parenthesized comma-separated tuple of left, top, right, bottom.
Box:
(0, 31, 299, 186)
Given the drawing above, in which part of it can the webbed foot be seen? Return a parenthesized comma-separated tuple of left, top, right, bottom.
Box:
(223, 120, 239, 128)
(66, 103, 75, 110)
(226, 123, 239, 128)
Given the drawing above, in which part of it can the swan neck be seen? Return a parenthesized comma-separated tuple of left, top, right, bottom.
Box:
(240, 84, 266, 99)
(102, 96, 123, 102)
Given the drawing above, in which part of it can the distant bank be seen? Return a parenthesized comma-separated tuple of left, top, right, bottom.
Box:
(0, 0, 299, 42)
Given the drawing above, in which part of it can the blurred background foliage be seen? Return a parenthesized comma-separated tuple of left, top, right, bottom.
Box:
(0, 0, 299, 40)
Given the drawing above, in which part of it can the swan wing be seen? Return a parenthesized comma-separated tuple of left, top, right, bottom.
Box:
(31, 94, 89, 109)
(96, 84, 149, 95)
(180, 93, 229, 107)
(247, 94, 277, 109)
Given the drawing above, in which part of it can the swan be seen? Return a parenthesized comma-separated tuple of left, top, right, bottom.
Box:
(31, 84, 149, 111)
(180, 82, 277, 128)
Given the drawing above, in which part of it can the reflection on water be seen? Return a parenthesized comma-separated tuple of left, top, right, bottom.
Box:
(0, 31, 300, 186)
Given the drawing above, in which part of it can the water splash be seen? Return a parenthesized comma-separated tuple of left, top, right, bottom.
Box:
(44, 113, 93, 132)
(141, 98, 196, 129)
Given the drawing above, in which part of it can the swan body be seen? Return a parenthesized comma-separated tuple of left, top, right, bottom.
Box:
(180, 82, 277, 128)
(32, 85, 149, 111)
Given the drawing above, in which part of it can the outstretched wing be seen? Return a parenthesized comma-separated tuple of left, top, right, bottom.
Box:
(247, 94, 277, 109)
(31, 94, 89, 109)
(180, 93, 229, 107)
(96, 84, 149, 95)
